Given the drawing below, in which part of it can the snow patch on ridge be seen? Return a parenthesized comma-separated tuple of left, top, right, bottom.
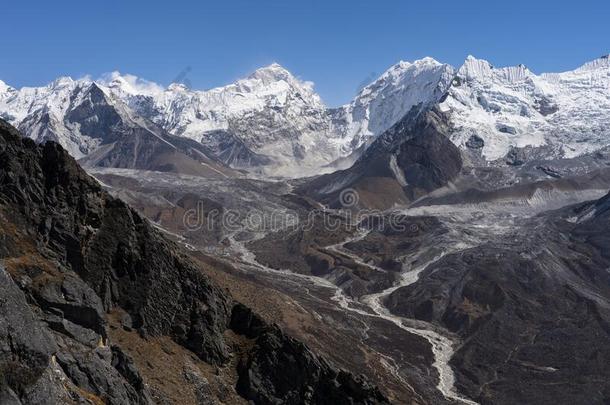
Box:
(389, 154, 408, 186)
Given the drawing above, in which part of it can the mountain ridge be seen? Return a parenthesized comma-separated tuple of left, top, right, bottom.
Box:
(1, 54, 609, 177)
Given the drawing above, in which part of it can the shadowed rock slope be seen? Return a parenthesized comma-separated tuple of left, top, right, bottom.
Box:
(0, 119, 389, 405)
(72, 84, 240, 179)
(299, 108, 463, 210)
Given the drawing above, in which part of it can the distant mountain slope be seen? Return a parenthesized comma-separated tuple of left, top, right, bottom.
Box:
(0, 79, 238, 178)
(441, 55, 610, 163)
(100, 65, 338, 173)
(329, 57, 455, 155)
(299, 108, 463, 209)
(0, 59, 458, 176)
(0, 119, 389, 404)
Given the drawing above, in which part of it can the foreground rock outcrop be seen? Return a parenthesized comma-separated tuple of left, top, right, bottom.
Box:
(0, 119, 389, 404)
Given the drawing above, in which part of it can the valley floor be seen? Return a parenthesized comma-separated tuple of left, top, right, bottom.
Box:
(93, 164, 610, 404)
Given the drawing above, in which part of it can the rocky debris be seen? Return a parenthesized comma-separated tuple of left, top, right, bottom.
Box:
(182, 362, 218, 405)
(465, 134, 484, 149)
(535, 165, 562, 178)
(0, 119, 390, 404)
(385, 200, 610, 404)
(200, 129, 273, 168)
(246, 212, 397, 298)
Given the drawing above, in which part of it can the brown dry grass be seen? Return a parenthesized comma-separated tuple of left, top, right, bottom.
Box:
(72, 386, 106, 405)
(456, 297, 491, 319)
(107, 309, 247, 405)
(0, 208, 65, 286)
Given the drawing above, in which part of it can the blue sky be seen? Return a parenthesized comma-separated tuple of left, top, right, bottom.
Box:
(1, 0, 608, 106)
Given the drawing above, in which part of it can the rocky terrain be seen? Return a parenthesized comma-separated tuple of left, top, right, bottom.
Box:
(382, 199, 610, 404)
(0, 119, 389, 404)
(71, 105, 610, 404)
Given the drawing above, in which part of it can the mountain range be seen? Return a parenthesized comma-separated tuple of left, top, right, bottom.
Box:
(2, 54, 608, 178)
(2, 53, 610, 405)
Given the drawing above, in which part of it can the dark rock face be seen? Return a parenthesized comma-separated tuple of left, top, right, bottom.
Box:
(496, 124, 517, 135)
(231, 305, 390, 405)
(66, 83, 125, 143)
(0, 267, 58, 402)
(505, 148, 526, 166)
(392, 112, 463, 200)
(535, 165, 562, 178)
(54, 347, 151, 404)
(465, 134, 484, 149)
(77, 118, 239, 179)
(534, 96, 559, 116)
(0, 119, 389, 404)
(0, 119, 233, 365)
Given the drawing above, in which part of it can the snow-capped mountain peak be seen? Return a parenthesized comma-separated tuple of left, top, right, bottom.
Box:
(0, 80, 14, 95)
(98, 71, 164, 97)
(247, 62, 295, 83)
(166, 82, 190, 92)
(224, 63, 323, 109)
(7, 60, 457, 175)
(90, 63, 333, 175)
(49, 76, 77, 89)
(331, 57, 455, 154)
(359, 57, 446, 95)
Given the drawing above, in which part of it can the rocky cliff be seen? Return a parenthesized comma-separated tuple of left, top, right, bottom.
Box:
(0, 119, 389, 404)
